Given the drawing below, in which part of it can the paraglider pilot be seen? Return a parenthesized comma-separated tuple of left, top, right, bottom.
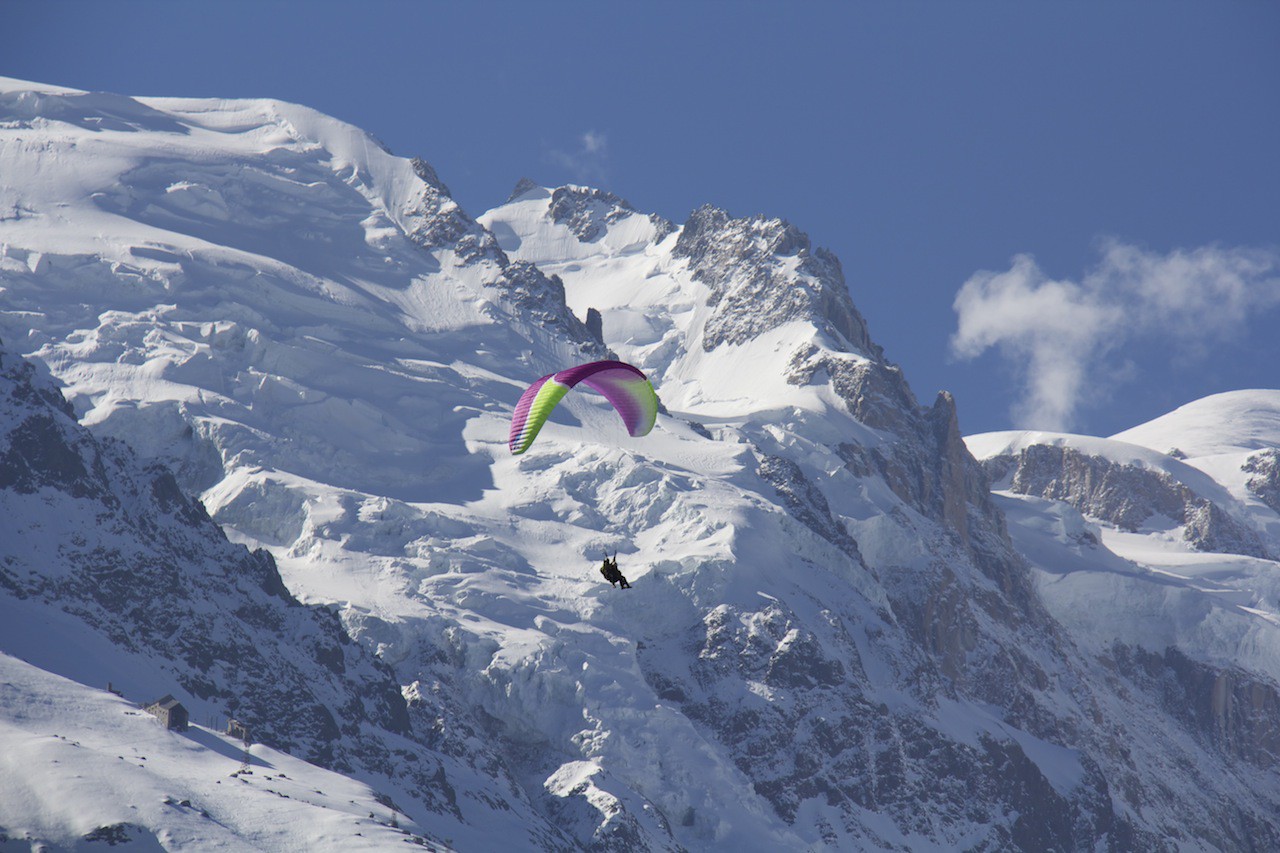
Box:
(599, 552, 630, 589)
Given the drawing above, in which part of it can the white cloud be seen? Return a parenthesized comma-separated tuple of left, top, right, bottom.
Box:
(950, 241, 1280, 430)
(548, 130, 609, 183)
(581, 130, 606, 155)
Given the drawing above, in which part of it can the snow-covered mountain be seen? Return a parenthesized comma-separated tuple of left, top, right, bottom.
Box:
(967, 392, 1280, 785)
(3, 76, 1279, 850)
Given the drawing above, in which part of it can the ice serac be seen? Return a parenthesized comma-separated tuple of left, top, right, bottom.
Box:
(0, 77, 603, 512)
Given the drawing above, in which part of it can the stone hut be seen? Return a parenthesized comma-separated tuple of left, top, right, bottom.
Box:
(144, 695, 189, 731)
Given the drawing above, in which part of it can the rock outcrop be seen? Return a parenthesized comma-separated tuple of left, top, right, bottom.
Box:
(982, 444, 1270, 558)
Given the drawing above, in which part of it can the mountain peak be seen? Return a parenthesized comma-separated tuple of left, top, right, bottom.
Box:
(1111, 388, 1280, 458)
(507, 175, 542, 202)
(543, 184, 675, 244)
(673, 204, 878, 356)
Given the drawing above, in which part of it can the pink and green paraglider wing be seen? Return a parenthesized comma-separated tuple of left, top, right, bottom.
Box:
(508, 360, 658, 455)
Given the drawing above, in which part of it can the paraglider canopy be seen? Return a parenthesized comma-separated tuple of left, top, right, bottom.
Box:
(509, 360, 658, 455)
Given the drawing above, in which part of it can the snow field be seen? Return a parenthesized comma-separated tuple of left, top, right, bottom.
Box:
(0, 654, 434, 851)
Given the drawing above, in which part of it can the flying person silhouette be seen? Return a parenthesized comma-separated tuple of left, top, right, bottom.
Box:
(598, 552, 630, 589)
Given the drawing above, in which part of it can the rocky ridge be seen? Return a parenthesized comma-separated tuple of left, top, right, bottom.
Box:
(981, 443, 1270, 558)
(546, 185, 675, 245)
(673, 205, 878, 356)
(1244, 449, 1280, 515)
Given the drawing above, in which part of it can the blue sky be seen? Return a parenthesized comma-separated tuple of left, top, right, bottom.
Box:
(6, 1, 1278, 436)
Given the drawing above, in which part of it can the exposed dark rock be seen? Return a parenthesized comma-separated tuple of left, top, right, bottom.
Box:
(1183, 500, 1269, 557)
(585, 307, 604, 343)
(400, 165, 612, 367)
(1113, 644, 1280, 773)
(982, 445, 1271, 558)
(638, 593, 1145, 850)
(673, 205, 878, 356)
(79, 822, 161, 847)
(0, 411, 96, 496)
(404, 158, 478, 253)
(1243, 449, 1280, 515)
(791, 352, 1016, 586)
(547, 185, 674, 244)
(494, 264, 610, 362)
(508, 176, 540, 202)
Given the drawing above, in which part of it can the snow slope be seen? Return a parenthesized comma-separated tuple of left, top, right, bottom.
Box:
(5, 76, 1280, 849)
(0, 653, 430, 851)
(1112, 389, 1280, 545)
(1112, 390, 1280, 459)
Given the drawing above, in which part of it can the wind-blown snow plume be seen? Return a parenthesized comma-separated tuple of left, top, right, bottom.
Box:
(950, 241, 1280, 430)
(548, 129, 610, 183)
